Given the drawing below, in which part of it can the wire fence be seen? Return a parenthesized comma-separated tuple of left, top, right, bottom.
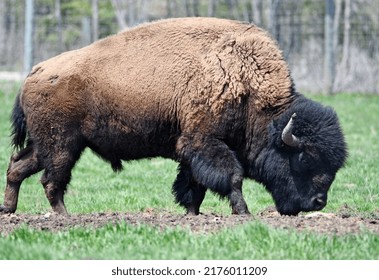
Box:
(0, 0, 378, 93)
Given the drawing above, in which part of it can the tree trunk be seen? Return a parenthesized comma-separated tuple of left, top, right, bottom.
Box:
(91, 0, 99, 41)
(24, 0, 35, 74)
(240, 0, 250, 22)
(341, 0, 351, 70)
(184, 0, 191, 16)
(333, 0, 342, 54)
(208, 0, 216, 17)
(269, 0, 280, 41)
(6, 1, 17, 69)
(193, 0, 200, 17)
(324, 0, 336, 95)
(81, 16, 91, 46)
(0, 0, 6, 65)
(128, 0, 136, 27)
(251, 0, 262, 25)
(111, 0, 128, 30)
(166, 0, 171, 17)
(226, 0, 239, 20)
(55, 0, 63, 53)
(139, 0, 150, 23)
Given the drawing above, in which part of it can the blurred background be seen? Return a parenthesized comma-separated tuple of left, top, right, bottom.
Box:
(0, 0, 378, 94)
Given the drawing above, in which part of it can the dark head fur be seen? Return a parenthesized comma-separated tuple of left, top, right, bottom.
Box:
(252, 95, 348, 215)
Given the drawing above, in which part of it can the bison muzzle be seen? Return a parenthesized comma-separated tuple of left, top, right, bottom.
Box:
(1, 18, 347, 216)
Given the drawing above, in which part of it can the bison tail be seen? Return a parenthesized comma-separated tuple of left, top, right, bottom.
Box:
(11, 92, 28, 150)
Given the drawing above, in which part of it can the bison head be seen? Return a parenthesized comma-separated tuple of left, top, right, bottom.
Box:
(251, 96, 348, 215)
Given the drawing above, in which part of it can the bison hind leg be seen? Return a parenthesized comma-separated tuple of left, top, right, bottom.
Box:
(1, 143, 43, 213)
(172, 164, 207, 215)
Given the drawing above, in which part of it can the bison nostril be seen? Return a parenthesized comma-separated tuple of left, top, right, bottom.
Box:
(316, 198, 325, 205)
(312, 194, 327, 209)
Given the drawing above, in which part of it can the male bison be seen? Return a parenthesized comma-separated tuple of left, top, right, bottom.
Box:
(1, 18, 347, 216)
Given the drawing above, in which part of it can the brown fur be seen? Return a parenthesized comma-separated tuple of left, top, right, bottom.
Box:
(2, 18, 302, 215)
(22, 17, 291, 135)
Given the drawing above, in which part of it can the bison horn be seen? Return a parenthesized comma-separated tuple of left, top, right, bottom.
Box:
(281, 113, 300, 148)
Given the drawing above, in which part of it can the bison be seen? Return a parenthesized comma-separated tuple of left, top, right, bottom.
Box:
(1, 17, 347, 216)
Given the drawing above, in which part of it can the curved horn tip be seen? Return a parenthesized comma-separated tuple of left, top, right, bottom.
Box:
(281, 113, 300, 148)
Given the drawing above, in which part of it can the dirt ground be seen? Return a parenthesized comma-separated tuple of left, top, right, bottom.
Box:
(0, 207, 378, 236)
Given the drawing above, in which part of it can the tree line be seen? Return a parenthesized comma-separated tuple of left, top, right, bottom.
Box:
(0, 0, 378, 94)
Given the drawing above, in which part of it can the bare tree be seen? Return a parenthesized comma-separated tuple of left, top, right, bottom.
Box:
(183, 0, 200, 17)
(111, 0, 128, 30)
(226, 0, 239, 20)
(138, 0, 150, 23)
(208, 0, 217, 17)
(81, 16, 91, 46)
(128, 0, 136, 26)
(6, 1, 18, 69)
(193, 0, 200, 17)
(251, 0, 262, 25)
(285, 1, 302, 57)
(240, 0, 250, 22)
(324, 0, 336, 95)
(166, 0, 177, 17)
(55, 0, 63, 53)
(268, 0, 280, 40)
(341, 0, 351, 70)
(166, 0, 171, 17)
(91, 0, 99, 41)
(184, 0, 191, 16)
(0, 0, 6, 65)
(111, 0, 148, 29)
(24, 0, 35, 74)
(333, 0, 342, 54)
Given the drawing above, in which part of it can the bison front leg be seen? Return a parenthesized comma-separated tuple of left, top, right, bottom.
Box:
(172, 163, 207, 215)
(176, 135, 250, 215)
(40, 171, 68, 215)
(1, 144, 42, 214)
(228, 173, 250, 215)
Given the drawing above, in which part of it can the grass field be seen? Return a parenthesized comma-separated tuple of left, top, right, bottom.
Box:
(0, 81, 378, 260)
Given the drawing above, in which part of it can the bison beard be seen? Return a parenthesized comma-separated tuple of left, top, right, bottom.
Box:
(0, 18, 347, 216)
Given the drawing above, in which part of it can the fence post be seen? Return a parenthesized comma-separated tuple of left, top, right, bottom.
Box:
(324, 0, 335, 95)
(23, 0, 34, 75)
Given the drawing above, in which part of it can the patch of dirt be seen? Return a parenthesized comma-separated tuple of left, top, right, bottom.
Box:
(0, 208, 378, 236)
(257, 207, 379, 235)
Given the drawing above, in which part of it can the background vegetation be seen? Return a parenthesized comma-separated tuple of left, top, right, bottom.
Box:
(1, 0, 379, 93)
(0, 81, 378, 259)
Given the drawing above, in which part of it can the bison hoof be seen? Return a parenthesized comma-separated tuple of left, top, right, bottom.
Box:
(186, 209, 201, 216)
(232, 209, 251, 215)
(0, 205, 16, 214)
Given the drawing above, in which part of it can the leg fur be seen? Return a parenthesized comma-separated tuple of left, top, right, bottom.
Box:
(1, 144, 42, 213)
(172, 163, 207, 215)
(39, 139, 84, 215)
(176, 134, 250, 215)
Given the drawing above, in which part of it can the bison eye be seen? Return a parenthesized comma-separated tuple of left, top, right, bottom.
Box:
(291, 152, 315, 173)
(299, 152, 309, 165)
(299, 152, 316, 171)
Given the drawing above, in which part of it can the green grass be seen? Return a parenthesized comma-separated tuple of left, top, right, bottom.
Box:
(1, 222, 378, 260)
(0, 81, 378, 259)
